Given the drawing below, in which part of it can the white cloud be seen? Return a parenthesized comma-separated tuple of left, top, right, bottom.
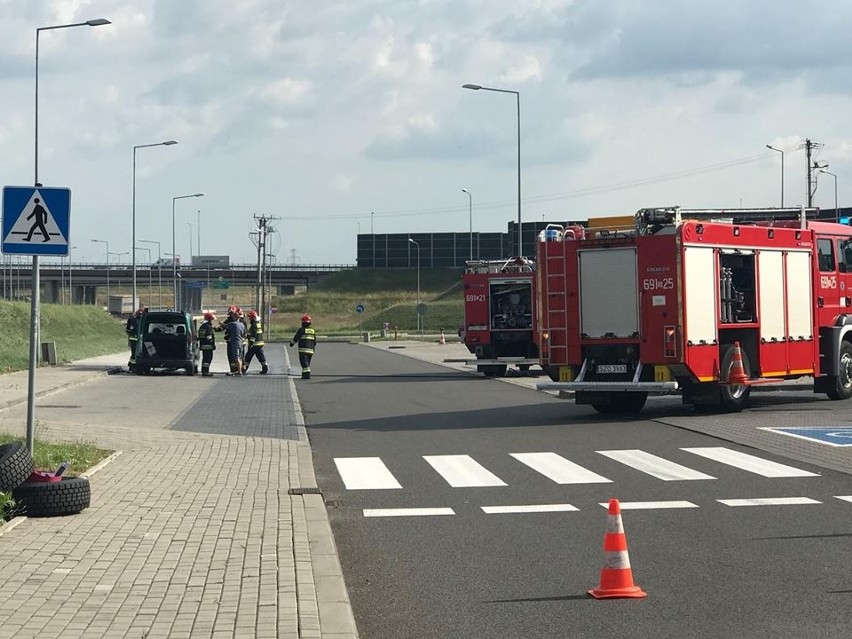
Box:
(0, 0, 850, 267)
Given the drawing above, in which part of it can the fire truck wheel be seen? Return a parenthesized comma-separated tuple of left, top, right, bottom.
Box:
(480, 365, 508, 377)
(0, 442, 34, 492)
(591, 392, 648, 414)
(825, 341, 852, 400)
(719, 345, 751, 412)
(12, 476, 90, 517)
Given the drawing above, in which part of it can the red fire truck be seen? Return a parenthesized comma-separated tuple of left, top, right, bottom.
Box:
(536, 207, 852, 413)
(462, 257, 539, 376)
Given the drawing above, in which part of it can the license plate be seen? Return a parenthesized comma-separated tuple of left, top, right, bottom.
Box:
(597, 364, 627, 374)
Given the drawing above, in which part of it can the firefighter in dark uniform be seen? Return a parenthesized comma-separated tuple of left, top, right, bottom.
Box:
(289, 313, 316, 379)
(244, 309, 268, 374)
(125, 306, 145, 372)
(198, 311, 217, 376)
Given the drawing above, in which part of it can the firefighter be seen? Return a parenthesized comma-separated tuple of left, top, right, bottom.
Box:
(125, 306, 145, 372)
(221, 307, 246, 376)
(236, 306, 249, 373)
(244, 309, 269, 374)
(198, 311, 217, 376)
(289, 313, 316, 379)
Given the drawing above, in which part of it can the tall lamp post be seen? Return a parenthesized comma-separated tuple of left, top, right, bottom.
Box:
(132, 140, 177, 309)
(819, 169, 839, 222)
(197, 209, 202, 255)
(91, 238, 109, 302)
(139, 239, 162, 307)
(135, 246, 152, 304)
(371, 210, 375, 267)
(408, 238, 420, 334)
(187, 222, 193, 262)
(66, 245, 77, 304)
(172, 193, 204, 307)
(463, 83, 522, 256)
(461, 188, 473, 262)
(28, 17, 110, 453)
(766, 144, 785, 207)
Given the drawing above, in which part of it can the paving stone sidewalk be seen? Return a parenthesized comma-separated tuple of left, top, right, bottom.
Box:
(0, 350, 358, 639)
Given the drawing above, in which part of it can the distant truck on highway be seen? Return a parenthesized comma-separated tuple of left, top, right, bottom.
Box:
(191, 255, 230, 269)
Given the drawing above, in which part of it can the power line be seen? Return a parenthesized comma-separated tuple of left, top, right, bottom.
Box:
(278, 151, 775, 221)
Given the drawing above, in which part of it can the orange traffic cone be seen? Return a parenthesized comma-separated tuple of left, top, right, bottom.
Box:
(438, 330, 446, 345)
(727, 341, 749, 385)
(588, 498, 647, 599)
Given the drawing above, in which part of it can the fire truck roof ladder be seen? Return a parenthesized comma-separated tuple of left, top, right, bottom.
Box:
(636, 206, 819, 235)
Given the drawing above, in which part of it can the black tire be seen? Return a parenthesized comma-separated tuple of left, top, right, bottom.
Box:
(719, 345, 751, 412)
(591, 392, 648, 415)
(0, 442, 34, 492)
(12, 476, 90, 517)
(825, 341, 852, 400)
(519, 364, 531, 372)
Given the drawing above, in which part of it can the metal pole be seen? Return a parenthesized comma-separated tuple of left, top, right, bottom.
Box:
(462, 189, 472, 261)
(132, 146, 137, 306)
(197, 209, 201, 255)
(371, 210, 375, 267)
(172, 198, 176, 305)
(515, 91, 521, 257)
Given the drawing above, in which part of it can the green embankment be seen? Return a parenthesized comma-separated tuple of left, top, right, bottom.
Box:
(0, 301, 127, 373)
(267, 267, 464, 337)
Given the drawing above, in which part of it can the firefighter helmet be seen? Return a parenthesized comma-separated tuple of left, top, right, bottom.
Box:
(204, 311, 216, 321)
(228, 305, 237, 314)
(301, 313, 312, 324)
(247, 310, 258, 319)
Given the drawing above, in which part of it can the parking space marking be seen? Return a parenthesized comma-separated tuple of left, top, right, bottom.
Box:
(363, 507, 455, 517)
(481, 504, 579, 514)
(599, 500, 699, 510)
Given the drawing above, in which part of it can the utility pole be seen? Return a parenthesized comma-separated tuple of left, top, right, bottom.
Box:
(250, 214, 279, 321)
(805, 138, 825, 207)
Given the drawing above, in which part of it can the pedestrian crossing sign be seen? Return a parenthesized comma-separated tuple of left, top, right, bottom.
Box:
(2, 186, 71, 256)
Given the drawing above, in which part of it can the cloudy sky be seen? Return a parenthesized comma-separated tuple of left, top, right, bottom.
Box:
(0, 0, 849, 265)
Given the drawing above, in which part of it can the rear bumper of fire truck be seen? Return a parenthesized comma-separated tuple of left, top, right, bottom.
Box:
(537, 381, 679, 393)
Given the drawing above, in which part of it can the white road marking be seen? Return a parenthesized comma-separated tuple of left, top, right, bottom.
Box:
(836, 496, 852, 503)
(334, 457, 402, 490)
(363, 507, 455, 517)
(681, 447, 819, 477)
(717, 497, 821, 507)
(510, 452, 611, 484)
(481, 504, 579, 514)
(423, 455, 507, 487)
(597, 500, 699, 510)
(598, 449, 716, 481)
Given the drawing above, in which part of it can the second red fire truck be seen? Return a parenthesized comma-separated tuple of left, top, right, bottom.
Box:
(536, 207, 852, 413)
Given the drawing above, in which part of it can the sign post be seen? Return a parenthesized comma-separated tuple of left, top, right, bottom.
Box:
(2, 185, 71, 452)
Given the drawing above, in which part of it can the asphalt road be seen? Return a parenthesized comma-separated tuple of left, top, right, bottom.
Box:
(300, 343, 852, 639)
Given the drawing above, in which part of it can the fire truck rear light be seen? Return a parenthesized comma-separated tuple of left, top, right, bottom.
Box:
(542, 331, 550, 342)
(664, 325, 677, 357)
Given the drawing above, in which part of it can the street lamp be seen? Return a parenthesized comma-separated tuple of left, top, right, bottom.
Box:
(371, 210, 375, 267)
(28, 17, 110, 452)
(172, 193, 204, 306)
(463, 83, 522, 256)
(766, 144, 785, 207)
(187, 221, 193, 261)
(462, 188, 473, 261)
(408, 238, 420, 334)
(819, 169, 839, 222)
(139, 239, 162, 308)
(63, 244, 77, 304)
(197, 209, 202, 255)
(135, 246, 152, 305)
(132, 140, 177, 309)
(91, 238, 109, 302)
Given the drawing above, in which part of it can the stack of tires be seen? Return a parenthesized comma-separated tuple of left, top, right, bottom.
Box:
(0, 442, 91, 518)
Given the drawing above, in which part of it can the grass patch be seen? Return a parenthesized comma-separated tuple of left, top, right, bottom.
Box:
(0, 301, 127, 373)
(266, 267, 465, 338)
(0, 433, 114, 521)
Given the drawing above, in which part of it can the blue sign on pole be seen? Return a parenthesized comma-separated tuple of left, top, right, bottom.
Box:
(2, 186, 70, 256)
(763, 426, 852, 447)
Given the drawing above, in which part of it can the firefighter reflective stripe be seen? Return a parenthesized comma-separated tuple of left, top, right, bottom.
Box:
(299, 327, 316, 353)
(249, 321, 265, 346)
(199, 322, 216, 350)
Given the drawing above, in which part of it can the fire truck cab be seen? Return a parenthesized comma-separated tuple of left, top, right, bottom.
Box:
(462, 257, 538, 376)
(537, 207, 852, 413)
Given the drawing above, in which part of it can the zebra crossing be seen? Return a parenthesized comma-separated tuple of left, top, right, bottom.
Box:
(332, 447, 845, 517)
(334, 446, 819, 490)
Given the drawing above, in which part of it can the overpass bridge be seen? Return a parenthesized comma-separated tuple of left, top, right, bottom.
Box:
(0, 262, 355, 305)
